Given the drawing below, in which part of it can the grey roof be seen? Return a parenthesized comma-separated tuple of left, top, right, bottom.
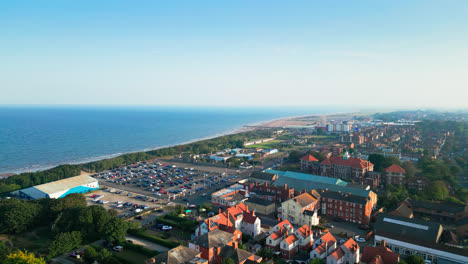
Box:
(375, 214, 442, 243)
(218, 245, 254, 263)
(246, 197, 275, 206)
(375, 215, 468, 258)
(148, 245, 201, 264)
(319, 189, 369, 205)
(406, 198, 467, 214)
(250, 171, 276, 181)
(191, 229, 234, 248)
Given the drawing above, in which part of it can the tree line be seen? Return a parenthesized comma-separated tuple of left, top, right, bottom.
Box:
(0, 193, 130, 262)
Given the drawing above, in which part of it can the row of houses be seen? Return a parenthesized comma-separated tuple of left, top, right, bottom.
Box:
(266, 219, 361, 263)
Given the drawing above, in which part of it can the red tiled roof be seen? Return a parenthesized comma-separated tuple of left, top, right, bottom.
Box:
(320, 156, 373, 169)
(276, 219, 293, 230)
(330, 247, 345, 260)
(385, 164, 406, 174)
(242, 212, 258, 224)
(362, 246, 399, 264)
(301, 154, 318, 162)
(284, 234, 298, 245)
(343, 238, 359, 253)
(296, 225, 312, 238)
(270, 231, 282, 240)
(319, 232, 337, 244)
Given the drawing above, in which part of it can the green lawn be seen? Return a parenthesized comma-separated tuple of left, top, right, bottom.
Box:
(247, 140, 283, 149)
(10, 226, 53, 252)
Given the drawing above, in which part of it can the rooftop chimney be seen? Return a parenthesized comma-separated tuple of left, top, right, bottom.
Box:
(381, 240, 386, 248)
(252, 210, 255, 217)
(284, 184, 287, 189)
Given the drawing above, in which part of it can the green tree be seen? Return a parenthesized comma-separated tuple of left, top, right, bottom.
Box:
(406, 255, 425, 264)
(97, 248, 112, 264)
(103, 217, 129, 243)
(368, 154, 387, 172)
(288, 150, 303, 163)
(426, 181, 448, 200)
(308, 259, 325, 264)
(0, 199, 41, 234)
(47, 231, 83, 258)
(202, 203, 213, 212)
(257, 247, 273, 259)
(401, 161, 416, 178)
(238, 243, 247, 250)
(5, 250, 45, 264)
(84, 246, 98, 263)
(0, 241, 11, 263)
(222, 258, 236, 264)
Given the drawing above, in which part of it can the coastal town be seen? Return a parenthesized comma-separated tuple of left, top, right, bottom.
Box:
(1, 111, 467, 264)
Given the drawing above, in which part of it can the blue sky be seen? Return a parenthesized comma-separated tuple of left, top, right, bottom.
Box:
(1, 1, 467, 108)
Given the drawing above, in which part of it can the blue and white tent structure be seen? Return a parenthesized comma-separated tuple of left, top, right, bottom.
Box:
(18, 174, 99, 199)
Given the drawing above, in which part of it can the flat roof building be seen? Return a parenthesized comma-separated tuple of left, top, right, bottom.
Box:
(18, 174, 99, 199)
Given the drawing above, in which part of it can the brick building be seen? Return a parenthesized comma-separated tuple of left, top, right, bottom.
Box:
(300, 154, 320, 173)
(320, 155, 374, 182)
(385, 165, 406, 186)
(319, 189, 373, 225)
(189, 229, 238, 264)
(242, 181, 294, 203)
(407, 177, 430, 191)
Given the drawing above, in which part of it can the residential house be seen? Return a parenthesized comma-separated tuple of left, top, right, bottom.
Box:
(326, 238, 360, 264)
(361, 241, 400, 264)
(310, 232, 337, 260)
(300, 154, 320, 173)
(266, 219, 294, 250)
(189, 229, 238, 264)
(385, 165, 406, 186)
(407, 177, 430, 191)
(216, 245, 262, 264)
(279, 192, 320, 227)
(145, 245, 208, 264)
(195, 203, 261, 238)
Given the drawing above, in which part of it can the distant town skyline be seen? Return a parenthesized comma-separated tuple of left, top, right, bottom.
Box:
(1, 1, 467, 108)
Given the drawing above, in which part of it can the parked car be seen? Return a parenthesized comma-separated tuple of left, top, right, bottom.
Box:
(357, 237, 366, 243)
(359, 224, 369, 230)
(325, 223, 334, 228)
(162, 225, 173, 231)
(112, 246, 123, 252)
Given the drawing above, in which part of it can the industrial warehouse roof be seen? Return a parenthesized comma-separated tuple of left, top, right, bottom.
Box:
(265, 170, 348, 186)
(375, 214, 443, 243)
(26, 174, 97, 195)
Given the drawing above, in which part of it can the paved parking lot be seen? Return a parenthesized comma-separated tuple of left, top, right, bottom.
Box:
(92, 159, 254, 208)
(85, 189, 164, 216)
(325, 219, 374, 247)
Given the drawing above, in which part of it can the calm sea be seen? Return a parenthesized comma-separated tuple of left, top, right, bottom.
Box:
(0, 106, 344, 174)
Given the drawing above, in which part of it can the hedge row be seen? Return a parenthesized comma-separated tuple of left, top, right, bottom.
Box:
(128, 229, 180, 249)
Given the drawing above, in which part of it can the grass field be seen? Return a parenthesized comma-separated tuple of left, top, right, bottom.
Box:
(10, 227, 52, 252)
(247, 140, 283, 149)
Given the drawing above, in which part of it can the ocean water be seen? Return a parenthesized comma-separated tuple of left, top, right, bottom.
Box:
(0, 106, 341, 174)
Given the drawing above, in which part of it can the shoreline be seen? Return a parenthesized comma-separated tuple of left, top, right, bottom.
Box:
(1, 111, 364, 175)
